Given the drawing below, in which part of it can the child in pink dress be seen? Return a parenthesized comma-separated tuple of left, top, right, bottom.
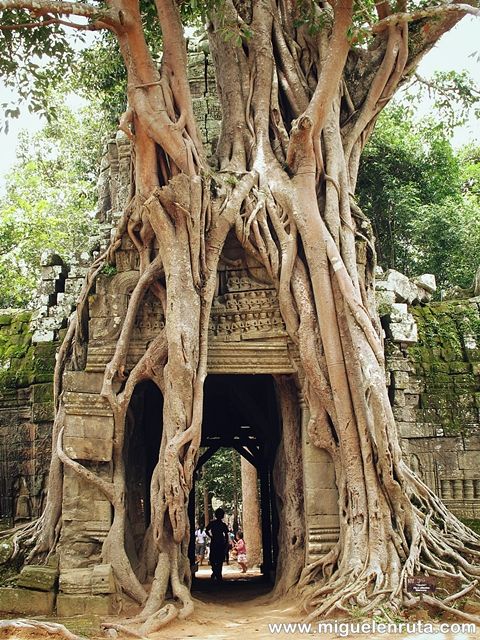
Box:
(234, 530, 248, 573)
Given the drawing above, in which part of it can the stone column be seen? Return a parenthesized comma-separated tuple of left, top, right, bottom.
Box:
(301, 397, 340, 563)
(240, 457, 262, 567)
(464, 479, 474, 500)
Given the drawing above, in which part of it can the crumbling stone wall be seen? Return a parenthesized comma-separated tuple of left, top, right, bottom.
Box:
(387, 298, 480, 519)
(0, 310, 55, 523)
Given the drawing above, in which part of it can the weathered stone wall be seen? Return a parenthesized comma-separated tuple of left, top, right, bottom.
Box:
(0, 309, 55, 523)
(386, 297, 480, 518)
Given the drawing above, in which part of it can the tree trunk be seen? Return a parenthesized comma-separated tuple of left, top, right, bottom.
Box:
(203, 482, 210, 529)
(6, 0, 480, 632)
(240, 457, 262, 567)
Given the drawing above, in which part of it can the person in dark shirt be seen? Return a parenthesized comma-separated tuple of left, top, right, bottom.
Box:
(206, 507, 229, 581)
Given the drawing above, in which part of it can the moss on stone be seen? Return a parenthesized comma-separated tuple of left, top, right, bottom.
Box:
(0, 314, 13, 326)
(408, 299, 480, 437)
(0, 312, 57, 391)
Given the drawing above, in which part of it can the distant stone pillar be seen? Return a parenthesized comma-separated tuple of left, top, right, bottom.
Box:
(453, 479, 463, 500)
(240, 457, 262, 567)
(464, 479, 474, 500)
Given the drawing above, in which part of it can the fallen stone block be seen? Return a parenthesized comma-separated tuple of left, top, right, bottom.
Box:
(16, 565, 58, 591)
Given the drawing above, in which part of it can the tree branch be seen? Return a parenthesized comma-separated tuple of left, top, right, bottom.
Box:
(153, 0, 203, 160)
(371, 2, 479, 33)
(0, 0, 119, 27)
(0, 16, 106, 29)
(304, 0, 354, 135)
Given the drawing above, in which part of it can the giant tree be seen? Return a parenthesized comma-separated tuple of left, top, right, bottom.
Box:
(1, 0, 480, 634)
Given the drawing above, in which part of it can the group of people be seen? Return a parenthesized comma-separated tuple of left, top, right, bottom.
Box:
(195, 508, 248, 581)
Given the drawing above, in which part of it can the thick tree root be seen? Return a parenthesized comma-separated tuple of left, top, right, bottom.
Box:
(0, 619, 85, 640)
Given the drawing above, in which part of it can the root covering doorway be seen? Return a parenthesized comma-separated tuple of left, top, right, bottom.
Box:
(190, 374, 281, 589)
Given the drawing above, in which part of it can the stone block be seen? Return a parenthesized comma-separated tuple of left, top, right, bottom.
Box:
(32, 329, 55, 343)
(32, 401, 54, 423)
(56, 594, 115, 616)
(63, 435, 111, 463)
(92, 564, 116, 594)
(398, 422, 436, 438)
(63, 411, 114, 462)
(63, 371, 106, 394)
(63, 491, 111, 526)
(375, 276, 393, 293)
(303, 461, 337, 491)
(463, 435, 480, 450)
(308, 514, 340, 529)
(392, 370, 410, 389)
(385, 269, 419, 303)
(59, 539, 102, 572)
(16, 565, 58, 591)
(434, 452, 461, 474)
(32, 382, 54, 403)
(458, 451, 480, 470)
(388, 318, 418, 344)
(393, 406, 416, 422)
(306, 488, 339, 516)
(0, 587, 55, 615)
(59, 568, 93, 594)
(405, 393, 420, 406)
(413, 274, 436, 294)
(392, 389, 405, 407)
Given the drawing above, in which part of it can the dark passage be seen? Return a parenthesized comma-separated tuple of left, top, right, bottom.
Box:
(125, 380, 163, 567)
(190, 374, 281, 592)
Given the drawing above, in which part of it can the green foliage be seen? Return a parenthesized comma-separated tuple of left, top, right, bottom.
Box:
(0, 98, 108, 307)
(461, 519, 480, 536)
(0, 11, 83, 129)
(410, 199, 480, 289)
(101, 263, 117, 277)
(73, 34, 127, 130)
(406, 70, 480, 132)
(195, 448, 242, 518)
(357, 105, 480, 289)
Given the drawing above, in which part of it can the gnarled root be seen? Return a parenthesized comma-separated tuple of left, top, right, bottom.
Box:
(0, 619, 85, 640)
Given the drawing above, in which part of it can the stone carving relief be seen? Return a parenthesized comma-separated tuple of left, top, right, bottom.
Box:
(209, 267, 287, 342)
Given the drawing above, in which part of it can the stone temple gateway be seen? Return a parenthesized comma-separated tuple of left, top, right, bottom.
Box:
(55, 215, 339, 614)
(1, 42, 480, 617)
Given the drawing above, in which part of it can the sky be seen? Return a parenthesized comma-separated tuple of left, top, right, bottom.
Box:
(0, 15, 478, 189)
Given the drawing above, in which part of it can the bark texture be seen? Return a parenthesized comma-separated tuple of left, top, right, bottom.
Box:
(2, 0, 480, 633)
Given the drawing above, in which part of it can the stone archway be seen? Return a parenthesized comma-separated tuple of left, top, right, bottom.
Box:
(124, 380, 163, 578)
(50, 244, 342, 612)
(189, 374, 281, 580)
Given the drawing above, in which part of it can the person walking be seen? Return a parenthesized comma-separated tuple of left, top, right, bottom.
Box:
(206, 508, 229, 581)
(195, 525, 208, 566)
(234, 530, 248, 573)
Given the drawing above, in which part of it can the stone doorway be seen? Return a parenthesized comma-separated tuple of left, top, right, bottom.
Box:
(124, 380, 164, 575)
(189, 374, 281, 586)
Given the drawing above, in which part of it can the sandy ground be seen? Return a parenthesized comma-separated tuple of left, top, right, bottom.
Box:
(144, 565, 480, 640)
(1, 565, 479, 639)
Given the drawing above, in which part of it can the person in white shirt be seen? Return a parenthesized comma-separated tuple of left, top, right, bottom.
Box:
(195, 526, 208, 565)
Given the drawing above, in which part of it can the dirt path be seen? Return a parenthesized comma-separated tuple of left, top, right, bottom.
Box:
(2, 566, 478, 639)
(147, 567, 479, 640)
